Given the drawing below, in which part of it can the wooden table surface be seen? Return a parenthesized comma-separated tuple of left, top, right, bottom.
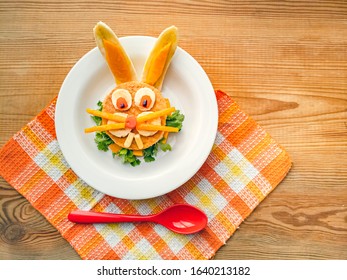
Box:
(0, 1, 346, 260)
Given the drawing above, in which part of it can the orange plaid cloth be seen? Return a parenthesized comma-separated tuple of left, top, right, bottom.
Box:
(0, 90, 291, 259)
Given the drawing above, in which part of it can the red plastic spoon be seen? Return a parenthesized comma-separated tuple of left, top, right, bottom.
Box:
(68, 204, 208, 234)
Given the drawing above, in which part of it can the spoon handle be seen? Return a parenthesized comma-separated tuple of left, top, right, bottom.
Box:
(68, 210, 154, 224)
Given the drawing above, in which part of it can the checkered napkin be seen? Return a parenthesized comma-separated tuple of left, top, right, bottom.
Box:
(0, 90, 291, 259)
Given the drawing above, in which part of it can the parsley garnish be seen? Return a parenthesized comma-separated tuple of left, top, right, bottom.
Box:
(91, 100, 113, 152)
(116, 148, 141, 167)
(91, 101, 103, 126)
(143, 139, 172, 162)
(94, 132, 113, 151)
(91, 115, 102, 126)
(159, 141, 172, 152)
(166, 110, 184, 131)
(143, 143, 158, 162)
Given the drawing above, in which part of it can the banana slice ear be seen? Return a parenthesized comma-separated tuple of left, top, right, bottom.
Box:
(141, 26, 178, 90)
(93, 21, 137, 84)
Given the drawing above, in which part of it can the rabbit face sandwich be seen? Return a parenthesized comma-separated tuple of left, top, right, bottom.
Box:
(84, 22, 184, 166)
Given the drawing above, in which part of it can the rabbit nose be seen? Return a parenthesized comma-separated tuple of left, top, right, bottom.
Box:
(125, 115, 137, 129)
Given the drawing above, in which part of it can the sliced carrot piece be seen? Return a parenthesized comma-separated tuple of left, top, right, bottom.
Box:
(136, 124, 179, 132)
(133, 150, 144, 157)
(84, 123, 125, 133)
(136, 107, 175, 123)
(125, 115, 137, 129)
(108, 143, 122, 153)
(162, 131, 169, 143)
(162, 98, 171, 143)
(86, 108, 126, 122)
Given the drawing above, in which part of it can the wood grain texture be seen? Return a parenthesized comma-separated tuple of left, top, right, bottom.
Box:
(0, 0, 346, 260)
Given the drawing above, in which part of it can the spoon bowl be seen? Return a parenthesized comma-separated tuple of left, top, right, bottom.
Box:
(152, 204, 208, 234)
(68, 204, 208, 234)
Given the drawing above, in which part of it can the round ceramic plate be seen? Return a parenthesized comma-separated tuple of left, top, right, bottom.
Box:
(55, 36, 218, 200)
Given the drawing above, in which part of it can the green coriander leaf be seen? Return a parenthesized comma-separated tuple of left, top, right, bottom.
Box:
(91, 101, 103, 125)
(144, 155, 155, 162)
(119, 148, 128, 156)
(94, 132, 113, 151)
(91, 115, 102, 125)
(116, 148, 141, 167)
(92, 101, 112, 150)
(130, 159, 141, 167)
(96, 100, 103, 109)
(159, 141, 172, 152)
(166, 110, 185, 131)
(143, 144, 158, 162)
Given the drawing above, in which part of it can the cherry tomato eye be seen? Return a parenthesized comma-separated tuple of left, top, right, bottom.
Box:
(134, 88, 156, 111)
(112, 89, 132, 111)
(140, 95, 152, 108)
(116, 97, 128, 109)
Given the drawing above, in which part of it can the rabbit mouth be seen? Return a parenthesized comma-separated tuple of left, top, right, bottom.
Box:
(107, 111, 163, 149)
(105, 108, 178, 150)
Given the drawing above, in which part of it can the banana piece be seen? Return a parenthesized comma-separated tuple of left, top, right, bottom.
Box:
(141, 26, 178, 90)
(93, 21, 137, 84)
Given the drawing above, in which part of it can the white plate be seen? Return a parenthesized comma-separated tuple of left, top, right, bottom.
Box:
(55, 36, 218, 200)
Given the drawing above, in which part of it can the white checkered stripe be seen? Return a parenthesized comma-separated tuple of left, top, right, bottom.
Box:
(215, 147, 259, 194)
(33, 140, 69, 182)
